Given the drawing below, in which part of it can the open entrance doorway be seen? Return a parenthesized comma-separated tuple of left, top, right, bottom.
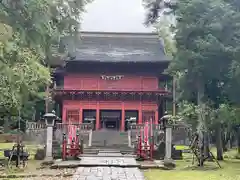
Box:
(83, 109, 96, 130)
(100, 110, 121, 130)
(125, 110, 138, 131)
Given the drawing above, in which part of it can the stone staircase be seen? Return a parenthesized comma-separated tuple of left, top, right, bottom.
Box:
(83, 129, 133, 154)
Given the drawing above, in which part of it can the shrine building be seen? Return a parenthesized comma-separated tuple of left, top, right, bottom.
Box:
(53, 31, 171, 131)
(52, 0, 171, 131)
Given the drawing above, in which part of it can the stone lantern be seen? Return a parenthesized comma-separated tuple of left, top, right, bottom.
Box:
(43, 111, 56, 161)
(161, 111, 174, 164)
(160, 111, 172, 128)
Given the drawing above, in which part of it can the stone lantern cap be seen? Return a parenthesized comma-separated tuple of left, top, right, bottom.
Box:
(161, 114, 172, 119)
(160, 111, 173, 127)
(43, 111, 56, 126)
(43, 113, 56, 118)
(161, 111, 172, 120)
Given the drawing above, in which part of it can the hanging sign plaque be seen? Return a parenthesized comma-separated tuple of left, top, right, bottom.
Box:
(100, 75, 124, 80)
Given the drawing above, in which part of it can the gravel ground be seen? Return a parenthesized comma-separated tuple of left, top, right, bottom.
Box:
(21, 177, 73, 180)
(0, 168, 75, 180)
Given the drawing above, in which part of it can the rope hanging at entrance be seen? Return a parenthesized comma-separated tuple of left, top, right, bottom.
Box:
(88, 96, 90, 124)
(140, 91, 142, 125)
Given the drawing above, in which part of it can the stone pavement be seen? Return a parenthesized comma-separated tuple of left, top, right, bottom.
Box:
(52, 151, 146, 180)
(72, 167, 145, 180)
(71, 154, 145, 180)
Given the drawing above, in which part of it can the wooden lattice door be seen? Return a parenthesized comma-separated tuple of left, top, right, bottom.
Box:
(142, 111, 155, 123)
(66, 109, 79, 124)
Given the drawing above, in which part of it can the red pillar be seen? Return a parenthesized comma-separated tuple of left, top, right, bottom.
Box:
(96, 103, 100, 130)
(155, 110, 158, 124)
(79, 108, 83, 124)
(121, 102, 125, 131)
(62, 108, 66, 123)
(139, 102, 142, 124)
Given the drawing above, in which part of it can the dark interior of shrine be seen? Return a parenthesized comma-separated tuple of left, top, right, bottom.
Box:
(100, 110, 121, 130)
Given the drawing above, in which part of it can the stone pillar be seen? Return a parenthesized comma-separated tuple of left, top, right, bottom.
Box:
(88, 129, 92, 147)
(43, 112, 56, 161)
(128, 129, 131, 147)
(45, 125, 53, 160)
(164, 125, 172, 161)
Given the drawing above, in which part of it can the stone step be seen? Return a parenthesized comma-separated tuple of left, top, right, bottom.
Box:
(51, 157, 140, 169)
(91, 130, 130, 151)
(80, 153, 136, 158)
(91, 140, 129, 144)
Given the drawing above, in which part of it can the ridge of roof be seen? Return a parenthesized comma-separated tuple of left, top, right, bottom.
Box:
(80, 31, 158, 38)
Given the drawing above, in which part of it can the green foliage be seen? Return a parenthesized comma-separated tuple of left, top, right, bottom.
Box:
(176, 101, 238, 131)
(143, 0, 177, 25)
(171, 0, 240, 94)
(155, 15, 176, 58)
(145, 0, 240, 154)
(0, 23, 12, 41)
(177, 101, 198, 129)
(147, 0, 240, 107)
(0, 0, 89, 119)
(0, 35, 50, 110)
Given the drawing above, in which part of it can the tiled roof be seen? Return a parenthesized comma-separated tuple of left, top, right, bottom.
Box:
(65, 32, 170, 63)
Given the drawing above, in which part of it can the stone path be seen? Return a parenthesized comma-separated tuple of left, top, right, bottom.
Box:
(71, 154, 145, 180)
(72, 167, 145, 180)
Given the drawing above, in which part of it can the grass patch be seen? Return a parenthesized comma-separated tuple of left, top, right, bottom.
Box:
(145, 149, 240, 180)
(174, 145, 189, 151)
(0, 143, 44, 176)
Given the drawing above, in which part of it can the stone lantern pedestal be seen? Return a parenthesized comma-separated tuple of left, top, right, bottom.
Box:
(161, 112, 175, 167)
(43, 112, 56, 161)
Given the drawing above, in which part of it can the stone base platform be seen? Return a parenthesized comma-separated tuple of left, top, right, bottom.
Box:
(51, 156, 139, 169)
(51, 157, 165, 170)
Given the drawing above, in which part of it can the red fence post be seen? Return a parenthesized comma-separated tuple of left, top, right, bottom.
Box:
(62, 133, 67, 161)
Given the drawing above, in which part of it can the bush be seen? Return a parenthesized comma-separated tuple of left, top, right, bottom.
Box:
(235, 154, 240, 159)
(34, 148, 45, 160)
(0, 126, 4, 134)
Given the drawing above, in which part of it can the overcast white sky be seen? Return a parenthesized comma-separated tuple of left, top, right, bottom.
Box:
(81, 0, 154, 33)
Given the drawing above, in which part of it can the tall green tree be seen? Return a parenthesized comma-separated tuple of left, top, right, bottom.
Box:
(144, 0, 240, 159)
(155, 14, 176, 58)
(0, 0, 89, 124)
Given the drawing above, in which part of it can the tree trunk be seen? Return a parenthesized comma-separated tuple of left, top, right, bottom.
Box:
(204, 131, 210, 157)
(222, 132, 228, 152)
(45, 85, 49, 113)
(216, 123, 223, 160)
(197, 82, 205, 166)
(3, 116, 9, 133)
(230, 133, 234, 149)
(237, 127, 240, 154)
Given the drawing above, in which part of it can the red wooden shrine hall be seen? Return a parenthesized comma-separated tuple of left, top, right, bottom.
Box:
(52, 32, 171, 131)
(62, 100, 160, 131)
